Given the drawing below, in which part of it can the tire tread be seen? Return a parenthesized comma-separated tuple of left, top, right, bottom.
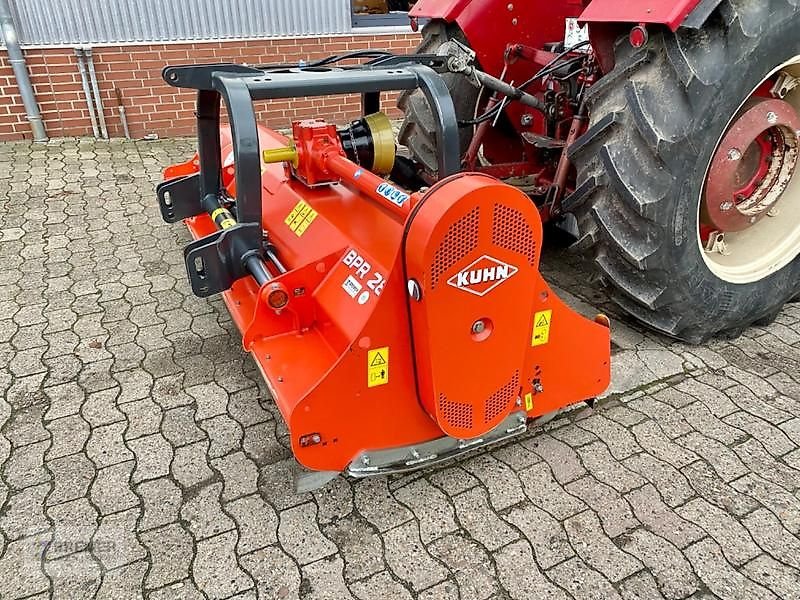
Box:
(571, 0, 800, 341)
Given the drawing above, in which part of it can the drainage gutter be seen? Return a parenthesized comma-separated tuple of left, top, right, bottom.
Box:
(0, 0, 47, 141)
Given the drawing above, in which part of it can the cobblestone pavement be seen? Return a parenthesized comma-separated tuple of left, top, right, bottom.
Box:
(2, 138, 800, 600)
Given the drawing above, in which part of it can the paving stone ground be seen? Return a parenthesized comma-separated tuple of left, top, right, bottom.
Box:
(2, 137, 800, 600)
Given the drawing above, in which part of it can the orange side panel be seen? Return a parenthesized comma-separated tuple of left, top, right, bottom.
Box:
(405, 174, 610, 439)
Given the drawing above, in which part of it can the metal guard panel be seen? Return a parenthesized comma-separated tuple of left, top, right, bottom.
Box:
(579, 0, 705, 30)
(409, 0, 471, 20)
(347, 411, 529, 477)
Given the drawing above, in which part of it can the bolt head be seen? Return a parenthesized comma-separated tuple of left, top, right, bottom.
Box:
(512, 17, 518, 25)
(720, 201, 734, 211)
(728, 148, 742, 161)
(407, 279, 422, 301)
(767, 111, 779, 125)
(750, 216, 758, 224)
(472, 320, 486, 335)
(507, 2, 514, 10)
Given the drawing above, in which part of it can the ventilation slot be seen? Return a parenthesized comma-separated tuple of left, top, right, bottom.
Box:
(439, 394, 474, 431)
(429, 206, 480, 289)
(484, 371, 520, 424)
(492, 204, 536, 265)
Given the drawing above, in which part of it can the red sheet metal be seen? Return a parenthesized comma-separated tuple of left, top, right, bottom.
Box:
(579, 0, 704, 31)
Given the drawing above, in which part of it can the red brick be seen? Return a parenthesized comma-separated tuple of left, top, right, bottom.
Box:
(0, 34, 422, 141)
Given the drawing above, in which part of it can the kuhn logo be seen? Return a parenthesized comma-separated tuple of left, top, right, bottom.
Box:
(447, 255, 518, 297)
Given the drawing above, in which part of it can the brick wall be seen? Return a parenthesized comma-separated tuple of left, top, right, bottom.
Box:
(0, 33, 420, 141)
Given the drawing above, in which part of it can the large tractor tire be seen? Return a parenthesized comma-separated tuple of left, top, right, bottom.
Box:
(569, 0, 800, 342)
(398, 22, 479, 175)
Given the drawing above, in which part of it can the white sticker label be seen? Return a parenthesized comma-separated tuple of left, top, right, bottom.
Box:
(343, 248, 372, 279)
(342, 275, 363, 298)
(447, 255, 519, 297)
(366, 272, 386, 297)
(565, 18, 590, 50)
(342, 248, 386, 297)
(376, 182, 410, 206)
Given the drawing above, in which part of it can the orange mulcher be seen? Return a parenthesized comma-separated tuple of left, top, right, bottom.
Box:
(157, 58, 610, 490)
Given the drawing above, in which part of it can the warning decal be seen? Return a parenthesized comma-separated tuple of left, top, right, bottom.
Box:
(285, 200, 318, 237)
(367, 347, 389, 388)
(532, 310, 553, 347)
(524, 392, 533, 412)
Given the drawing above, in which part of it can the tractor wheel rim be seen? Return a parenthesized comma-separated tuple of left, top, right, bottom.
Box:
(699, 56, 800, 284)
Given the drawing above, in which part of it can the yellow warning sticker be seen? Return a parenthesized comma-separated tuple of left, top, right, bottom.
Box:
(524, 392, 533, 412)
(367, 347, 389, 388)
(532, 310, 553, 347)
(285, 200, 318, 237)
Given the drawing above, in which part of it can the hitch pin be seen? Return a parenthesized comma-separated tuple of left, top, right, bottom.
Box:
(194, 146, 298, 287)
(202, 200, 275, 287)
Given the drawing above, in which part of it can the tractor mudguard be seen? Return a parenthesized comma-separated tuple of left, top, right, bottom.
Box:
(409, 0, 470, 21)
(411, 0, 721, 76)
(412, 0, 716, 32)
(411, 0, 584, 76)
(579, 0, 715, 31)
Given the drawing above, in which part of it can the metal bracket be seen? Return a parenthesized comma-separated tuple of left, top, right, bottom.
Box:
(161, 60, 463, 298)
(165, 62, 462, 181)
(184, 222, 262, 297)
(443, 39, 478, 84)
(156, 173, 202, 223)
(366, 53, 448, 71)
(162, 63, 262, 90)
(522, 131, 566, 149)
(772, 72, 800, 100)
(346, 411, 529, 478)
(704, 231, 731, 256)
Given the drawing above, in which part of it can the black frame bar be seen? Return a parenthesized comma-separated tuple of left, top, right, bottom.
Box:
(158, 61, 461, 297)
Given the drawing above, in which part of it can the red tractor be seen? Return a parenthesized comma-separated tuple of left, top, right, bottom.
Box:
(399, 0, 800, 342)
(157, 0, 799, 481)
